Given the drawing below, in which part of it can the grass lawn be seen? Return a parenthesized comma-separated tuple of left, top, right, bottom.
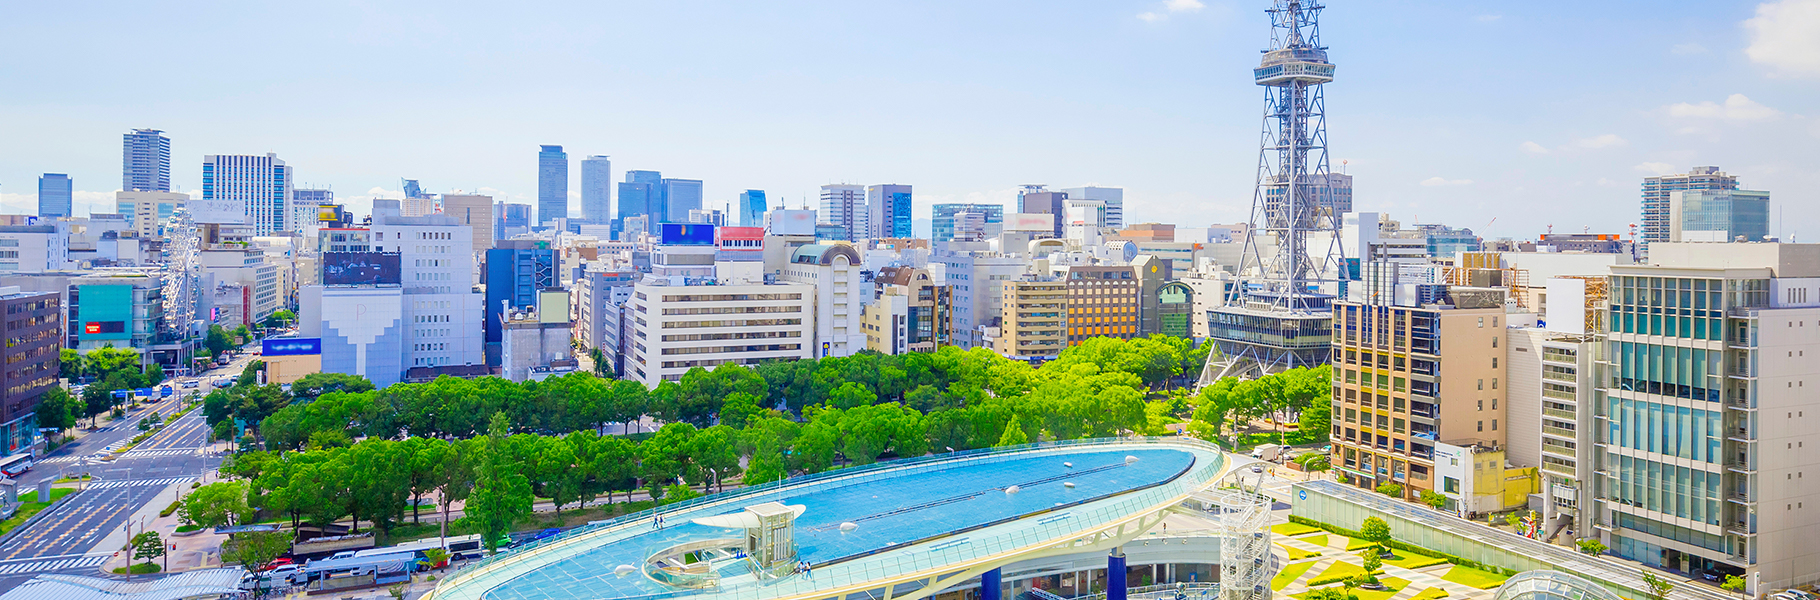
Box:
(1382, 552, 1450, 569)
(1271, 561, 1317, 591)
(1273, 522, 1322, 536)
(1342, 536, 1376, 551)
(1409, 587, 1450, 600)
(111, 562, 161, 575)
(1276, 543, 1321, 560)
(1291, 577, 1410, 600)
(1440, 565, 1510, 589)
(1307, 561, 1373, 586)
(1301, 533, 1328, 547)
(0, 488, 76, 536)
(17, 488, 74, 504)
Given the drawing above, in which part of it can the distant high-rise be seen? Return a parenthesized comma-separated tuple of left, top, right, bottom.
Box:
(1017, 185, 1066, 238)
(1669, 189, 1770, 243)
(932, 203, 1005, 242)
(617, 170, 662, 239)
(37, 174, 72, 218)
(867, 184, 913, 239)
(201, 154, 292, 234)
(1643, 166, 1739, 247)
(537, 145, 568, 225)
(662, 178, 702, 224)
(740, 190, 768, 228)
(122, 129, 171, 192)
(819, 184, 866, 241)
(580, 155, 612, 224)
(1060, 186, 1124, 229)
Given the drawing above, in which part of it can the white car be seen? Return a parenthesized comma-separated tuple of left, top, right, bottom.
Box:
(243, 564, 304, 588)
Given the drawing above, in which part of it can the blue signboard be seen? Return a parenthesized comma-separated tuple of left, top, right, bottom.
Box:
(660, 223, 715, 246)
(263, 338, 323, 356)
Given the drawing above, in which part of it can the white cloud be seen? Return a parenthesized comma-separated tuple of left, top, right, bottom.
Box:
(1520, 141, 1550, 155)
(1666, 94, 1783, 121)
(1633, 162, 1678, 175)
(1139, 0, 1203, 22)
(1572, 133, 1629, 149)
(1671, 43, 1708, 55)
(1745, 0, 1820, 77)
(1475, 14, 1503, 22)
(1419, 177, 1473, 186)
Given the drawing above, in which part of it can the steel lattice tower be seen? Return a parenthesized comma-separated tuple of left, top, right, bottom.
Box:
(1202, 0, 1345, 385)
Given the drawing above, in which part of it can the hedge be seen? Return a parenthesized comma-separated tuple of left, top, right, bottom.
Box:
(1286, 515, 1519, 577)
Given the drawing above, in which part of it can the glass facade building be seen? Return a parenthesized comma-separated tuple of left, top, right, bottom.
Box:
(201, 154, 292, 234)
(662, 178, 703, 225)
(740, 190, 767, 228)
(580, 155, 611, 224)
(36, 174, 72, 218)
(1672, 189, 1770, 243)
(537, 145, 568, 225)
(932, 203, 1005, 242)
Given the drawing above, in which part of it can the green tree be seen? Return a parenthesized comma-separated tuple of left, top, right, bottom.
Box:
(1359, 516, 1392, 547)
(130, 530, 165, 567)
(224, 530, 292, 595)
(1721, 574, 1746, 599)
(288, 372, 374, 401)
(205, 325, 235, 355)
(264, 309, 296, 329)
(464, 413, 532, 553)
(1639, 569, 1675, 600)
(1375, 482, 1404, 498)
(179, 481, 254, 530)
(1576, 538, 1608, 556)
(36, 388, 80, 439)
(1358, 549, 1383, 584)
(640, 422, 699, 496)
(995, 414, 1030, 447)
(687, 425, 744, 492)
(237, 360, 265, 387)
(827, 381, 877, 410)
(60, 348, 83, 381)
(718, 392, 767, 429)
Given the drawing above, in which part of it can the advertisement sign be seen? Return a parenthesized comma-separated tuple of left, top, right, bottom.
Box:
(263, 337, 323, 356)
(322, 252, 402, 285)
(1005, 212, 1056, 233)
(660, 223, 716, 246)
(190, 199, 248, 225)
(317, 205, 340, 222)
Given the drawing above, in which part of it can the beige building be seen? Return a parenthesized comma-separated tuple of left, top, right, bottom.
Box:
(994, 277, 1066, 360)
(625, 278, 814, 387)
(871, 266, 941, 353)
(1065, 265, 1139, 345)
(1330, 289, 1507, 500)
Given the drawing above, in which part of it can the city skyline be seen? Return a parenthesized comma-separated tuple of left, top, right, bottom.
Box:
(0, 1, 1815, 240)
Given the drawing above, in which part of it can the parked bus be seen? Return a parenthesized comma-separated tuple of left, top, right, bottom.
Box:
(0, 453, 33, 477)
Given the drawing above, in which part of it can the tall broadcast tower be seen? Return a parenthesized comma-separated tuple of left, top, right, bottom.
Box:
(1202, 0, 1346, 384)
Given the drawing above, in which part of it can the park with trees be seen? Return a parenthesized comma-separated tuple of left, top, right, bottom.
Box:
(181, 335, 1330, 552)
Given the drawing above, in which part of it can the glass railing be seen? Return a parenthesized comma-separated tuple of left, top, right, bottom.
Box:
(431, 437, 1229, 600)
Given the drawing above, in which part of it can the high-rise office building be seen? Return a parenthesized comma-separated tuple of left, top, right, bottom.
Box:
(1017, 186, 1067, 238)
(442, 194, 495, 252)
(1595, 243, 1820, 589)
(740, 190, 768, 228)
(1061, 186, 1124, 229)
(116, 191, 187, 237)
(36, 174, 72, 218)
(1642, 166, 1739, 248)
(537, 145, 568, 225)
(0, 287, 61, 456)
(867, 184, 913, 239)
(662, 178, 702, 224)
(200, 153, 292, 234)
(580, 155, 612, 224)
(1669, 189, 1771, 243)
(819, 184, 866, 242)
(483, 240, 557, 366)
(122, 128, 171, 192)
(932, 203, 1005, 242)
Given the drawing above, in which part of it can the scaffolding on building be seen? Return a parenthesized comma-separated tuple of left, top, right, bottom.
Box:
(1189, 479, 1273, 600)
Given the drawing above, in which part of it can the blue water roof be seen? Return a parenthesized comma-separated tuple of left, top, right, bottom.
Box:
(482, 447, 1201, 600)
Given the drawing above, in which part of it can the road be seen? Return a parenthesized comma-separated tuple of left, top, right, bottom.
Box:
(0, 353, 255, 588)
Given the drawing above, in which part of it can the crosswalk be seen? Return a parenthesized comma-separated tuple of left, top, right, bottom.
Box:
(0, 554, 109, 576)
(37, 456, 80, 464)
(119, 447, 203, 459)
(85, 477, 193, 490)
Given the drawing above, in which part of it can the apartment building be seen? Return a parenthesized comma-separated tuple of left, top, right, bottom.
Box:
(1329, 288, 1507, 502)
(625, 279, 815, 387)
(995, 277, 1066, 360)
(865, 266, 941, 353)
(780, 244, 865, 358)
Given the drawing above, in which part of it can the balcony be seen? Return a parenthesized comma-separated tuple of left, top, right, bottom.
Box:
(1726, 459, 1756, 475)
(1727, 489, 1755, 505)
(1727, 428, 1756, 444)
(1544, 407, 1577, 420)
(1542, 444, 1577, 460)
(1542, 425, 1578, 439)
(1542, 462, 1578, 478)
(1726, 520, 1756, 537)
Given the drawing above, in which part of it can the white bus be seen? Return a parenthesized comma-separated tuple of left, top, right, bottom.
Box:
(0, 453, 33, 477)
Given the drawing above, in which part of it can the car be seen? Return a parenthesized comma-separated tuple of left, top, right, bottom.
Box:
(453, 550, 486, 562)
(253, 564, 303, 586)
(330, 550, 358, 560)
(259, 558, 295, 571)
(1770, 593, 1801, 600)
(181, 380, 199, 388)
(1782, 591, 1817, 600)
(1249, 464, 1264, 473)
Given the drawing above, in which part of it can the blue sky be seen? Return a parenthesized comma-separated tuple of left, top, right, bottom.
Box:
(2, 0, 1815, 241)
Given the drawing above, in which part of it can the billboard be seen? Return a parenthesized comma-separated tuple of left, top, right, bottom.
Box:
(1005, 212, 1056, 233)
(263, 337, 322, 356)
(767, 209, 816, 236)
(317, 205, 340, 222)
(190, 199, 247, 225)
(322, 252, 402, 285)
(77, 285, 132, 341)
(1545, 277, 1587, 335)
(660, 223, 716, 246)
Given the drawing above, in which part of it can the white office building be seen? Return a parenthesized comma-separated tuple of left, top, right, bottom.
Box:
(779, 244, 866, 358)
(368, 200, 486, 372)
(625, 278, 814, 387)
(1061, 186, 1124, 229)
(819, 184, 866, 242)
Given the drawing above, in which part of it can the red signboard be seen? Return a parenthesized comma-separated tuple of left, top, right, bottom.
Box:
(85, 322, 101, 334)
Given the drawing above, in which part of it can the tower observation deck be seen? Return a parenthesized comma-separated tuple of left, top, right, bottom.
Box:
(1203, 0, 1345, 384)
